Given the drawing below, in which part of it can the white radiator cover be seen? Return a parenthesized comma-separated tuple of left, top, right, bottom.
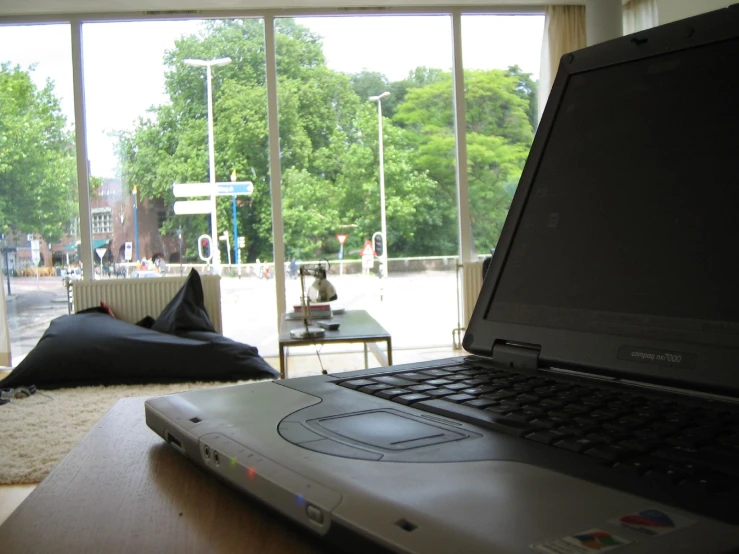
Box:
(462, 261, 485, 327)
(71, 275, 223, 334)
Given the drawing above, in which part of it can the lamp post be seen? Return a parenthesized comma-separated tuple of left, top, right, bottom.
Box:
(369, 91, 390, 284)
(132, 185, 139, 261)
(183, 56, 232, 272)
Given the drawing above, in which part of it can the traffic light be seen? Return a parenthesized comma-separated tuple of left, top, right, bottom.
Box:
(373, 232, 384, 257)
(198, 234, 213, 262)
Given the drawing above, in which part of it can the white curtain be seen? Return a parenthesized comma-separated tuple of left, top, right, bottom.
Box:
(623, 0, 659, 34)
(538, 5, 587, 122)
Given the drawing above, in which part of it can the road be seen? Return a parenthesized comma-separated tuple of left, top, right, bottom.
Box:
(3, 269, 463, 361)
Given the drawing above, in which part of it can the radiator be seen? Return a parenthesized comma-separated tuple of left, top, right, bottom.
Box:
(71, 275, 223, 334)
(461, 261, 485, 327)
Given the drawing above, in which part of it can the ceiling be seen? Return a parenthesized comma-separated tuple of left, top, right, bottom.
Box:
(1, 0, 579, 19)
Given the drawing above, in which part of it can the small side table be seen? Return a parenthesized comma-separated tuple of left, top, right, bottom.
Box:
(278, 309, 392, 378)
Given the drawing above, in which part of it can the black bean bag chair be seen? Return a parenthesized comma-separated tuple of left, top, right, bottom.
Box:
(0, 270, 278, 389)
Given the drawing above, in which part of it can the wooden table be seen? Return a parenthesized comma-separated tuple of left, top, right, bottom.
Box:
(0, 398, 331, 554)
(278, 309, 393, 378)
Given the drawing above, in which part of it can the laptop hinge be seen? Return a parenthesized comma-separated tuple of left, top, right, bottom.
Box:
(492, 342, 541, 374)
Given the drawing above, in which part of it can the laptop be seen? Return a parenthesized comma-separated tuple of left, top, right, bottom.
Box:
(146, 7, 739, 553)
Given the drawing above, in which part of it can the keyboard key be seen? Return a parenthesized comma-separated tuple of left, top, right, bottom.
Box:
(424, 389, 455, 398)
(526, 429, 573, 445)
(420, 369, 453, 378)
(679, 472, 737, 495)
(414, 399, 535, 437)
(445, 394, 477, 404)
(443, 383, 470, 392)
(373, 376, 417, 388)
(612, 457, 661, 476)
(462, 386, 496, 396)
(339, 379, 377, 390)
(394, 373, 432, 382)
(376, 388, 409, 400)
(584, 445, 638, 463)
(555, 437, 604, 453)
(408, 384, 436, 393)
(394, 393, 430, 406)
(463, 398, 499, 409)
(425, 379, 453, 387)
(358, 384, 393, 394)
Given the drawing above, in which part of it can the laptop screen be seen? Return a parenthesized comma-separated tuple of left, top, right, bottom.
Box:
(485, 37, 739, 347)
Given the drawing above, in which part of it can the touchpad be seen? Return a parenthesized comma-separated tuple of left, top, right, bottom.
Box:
(311, 410, 466, 451)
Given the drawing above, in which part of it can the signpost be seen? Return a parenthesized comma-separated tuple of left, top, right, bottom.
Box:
(31, 240, 40, 285)
(173, 180, 254, 272)
(95, 247, 107, 277)
(336, 234, 348, 275)
(360, 240, 375, 276)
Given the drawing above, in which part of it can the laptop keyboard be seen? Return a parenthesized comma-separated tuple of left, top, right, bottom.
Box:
(336, 362, 739, 497)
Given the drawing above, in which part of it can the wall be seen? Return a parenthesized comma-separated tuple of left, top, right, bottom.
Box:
(657, 0, 730, 24)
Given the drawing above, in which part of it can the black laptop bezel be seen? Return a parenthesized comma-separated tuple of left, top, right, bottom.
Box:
(464, 7, 739, 396)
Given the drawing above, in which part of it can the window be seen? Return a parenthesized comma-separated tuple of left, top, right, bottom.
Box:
(91, 209, 113, 234)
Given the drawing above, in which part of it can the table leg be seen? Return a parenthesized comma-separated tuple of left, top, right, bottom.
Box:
(364, 343, 369, 369)
(387, 337, 393, 366)
(279, 344, 287, 379)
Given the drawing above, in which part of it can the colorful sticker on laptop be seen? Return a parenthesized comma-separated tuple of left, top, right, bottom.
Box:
(531, 528, 632, 554)
(609, 508, 694, 537)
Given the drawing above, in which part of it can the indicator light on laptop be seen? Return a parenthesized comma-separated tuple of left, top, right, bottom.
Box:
(230, 456, 237, 468)
(296, 494, 305, 505)
(247, 467, 255, 479)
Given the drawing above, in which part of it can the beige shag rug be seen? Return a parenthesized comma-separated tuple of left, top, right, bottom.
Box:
(0, 381, 253, 485)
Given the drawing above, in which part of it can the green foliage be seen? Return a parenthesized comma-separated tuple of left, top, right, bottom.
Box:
(0, 63, 78, 243)
(395, 66, 534, 253)
(116, 20, 537, 261)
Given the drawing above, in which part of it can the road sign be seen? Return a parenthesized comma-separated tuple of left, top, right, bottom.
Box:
(173, 182, 254, 197)
(173, 183, 212, 197)
(336, 234, 348, 245)
(174, 200, 212, 215)
(95, 247, 107, 263)
(31, 240, 40, 264)
(124, 242, 133, 261)
(360, 240, 375, 257)
(238, 236, 245, 248)
(217, 182, 253, 195)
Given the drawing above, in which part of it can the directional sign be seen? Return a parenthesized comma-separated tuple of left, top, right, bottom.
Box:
(31, 240, 40, 265)
(173, 183, 212, 198)
(174, 200, 212, 215)
(217, 182, 253, 195)
(360, 240, 375, 257)
(124, 242, 133, 261)
(173, 181, 254, 198)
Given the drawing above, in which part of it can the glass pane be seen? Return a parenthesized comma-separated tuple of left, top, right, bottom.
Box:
(0, 24, 78, 362)
(84, 20, 276, 353)
(276, 15, 458, 368)
(461, 14, 545, 256)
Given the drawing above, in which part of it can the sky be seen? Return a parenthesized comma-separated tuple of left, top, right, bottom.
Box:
(0, 15, 543, 178)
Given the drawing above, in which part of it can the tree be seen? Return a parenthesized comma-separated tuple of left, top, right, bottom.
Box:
(394, 67, 534, 253)
(0, 63, 78, 244)
(118, 19, 446, 262)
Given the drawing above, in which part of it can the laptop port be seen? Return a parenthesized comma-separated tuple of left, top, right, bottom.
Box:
(214, 451, 220, 465)
(204, 445, 210, 458)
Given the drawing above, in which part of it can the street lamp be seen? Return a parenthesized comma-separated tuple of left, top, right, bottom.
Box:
(369, 91, 390, 285)
(183, 56, 232, 272)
